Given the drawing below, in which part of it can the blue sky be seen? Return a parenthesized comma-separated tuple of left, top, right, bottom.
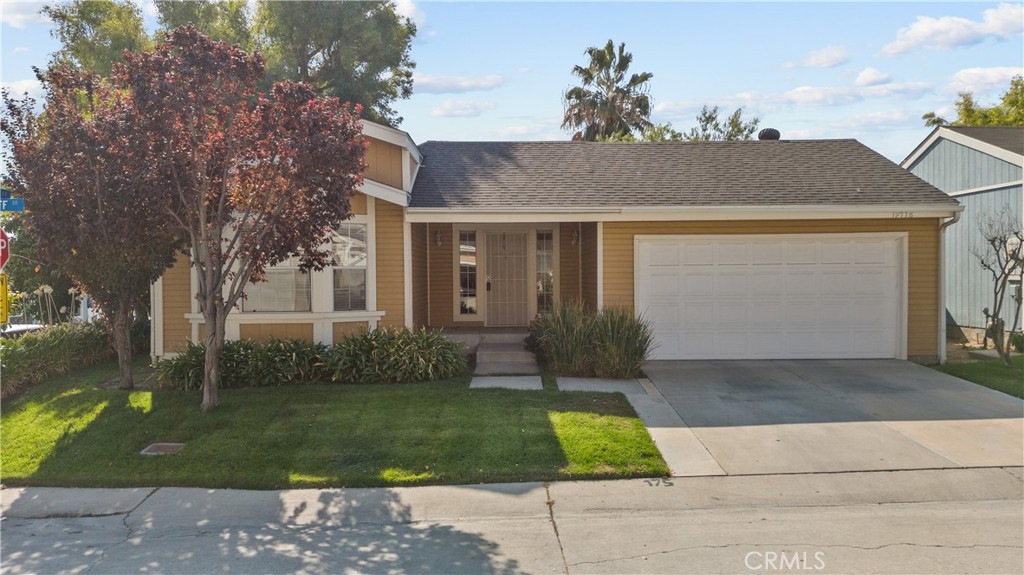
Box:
(2, 1, 1022, 161)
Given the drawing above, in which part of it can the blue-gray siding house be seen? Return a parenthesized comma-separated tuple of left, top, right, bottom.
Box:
(903, 126, 1024, 331)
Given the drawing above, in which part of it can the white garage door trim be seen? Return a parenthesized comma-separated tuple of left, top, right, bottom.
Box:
(634, 232, 908, 360)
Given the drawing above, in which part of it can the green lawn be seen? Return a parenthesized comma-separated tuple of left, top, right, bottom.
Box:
(938, 355, 1024, 399)
(0, 359, 668, 489)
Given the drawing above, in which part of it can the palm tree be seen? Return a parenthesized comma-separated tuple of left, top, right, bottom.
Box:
(562, 40, 654, 141)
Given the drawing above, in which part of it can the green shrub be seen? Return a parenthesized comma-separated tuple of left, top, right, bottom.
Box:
(1010, 331, 1024, 353)
(528, 299, 596, 376)
(529, 301, 655, 379)
(155, 329, 465, 389)
(0, 322, 114, 399)
(593, 307, 656, 379)
(156, 338, 330, 390)
(327, 328, 466, 384)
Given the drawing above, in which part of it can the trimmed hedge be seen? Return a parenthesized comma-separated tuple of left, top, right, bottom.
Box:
(156, 328, 467, 390)
(528, 301, 655, 379)
(0, 322, 114, 399)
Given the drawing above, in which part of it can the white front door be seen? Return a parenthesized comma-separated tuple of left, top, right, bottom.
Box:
(485, 231, 530, 326)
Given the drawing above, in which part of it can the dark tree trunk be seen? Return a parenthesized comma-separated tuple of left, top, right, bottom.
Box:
(111, 301, 134, 390)
(201, 301, 226, 412)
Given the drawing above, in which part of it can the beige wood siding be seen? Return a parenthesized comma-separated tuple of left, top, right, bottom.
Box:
(411, 222, 429, 327)
(560, 222, 581, 302)
(580, 222, 598, 310)
(365, 137, 403, 189)
(603, 219, 941, 359)
(161, 254, 192, 354)
(333, 321, 369, 341)
(349, 192, 367, 215)
(239, 323, 314, 343)
(427, 224, 454, 327)
(375, 200, 406, 328)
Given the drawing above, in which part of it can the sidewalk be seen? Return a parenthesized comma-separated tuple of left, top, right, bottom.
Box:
(3, 468, 1022, 574)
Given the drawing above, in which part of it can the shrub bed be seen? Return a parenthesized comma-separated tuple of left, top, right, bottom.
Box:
(529, 301, 654, 379)
(0, 322, 114, 399)
(156, 328, 467, 389)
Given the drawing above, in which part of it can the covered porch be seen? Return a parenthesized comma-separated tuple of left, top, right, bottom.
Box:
(410, 222, 600, 330)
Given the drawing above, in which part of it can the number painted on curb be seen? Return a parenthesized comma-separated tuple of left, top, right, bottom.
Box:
(644, 478, 674, 487)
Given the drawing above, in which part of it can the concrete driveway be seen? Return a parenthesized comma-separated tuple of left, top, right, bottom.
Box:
(643, 359, 1024, 475)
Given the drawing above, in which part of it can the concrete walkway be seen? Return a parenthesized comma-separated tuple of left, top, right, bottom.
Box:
(3, 468, 1022, 574)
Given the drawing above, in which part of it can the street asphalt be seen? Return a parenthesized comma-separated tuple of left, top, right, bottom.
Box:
(2, 467, 1022, 574)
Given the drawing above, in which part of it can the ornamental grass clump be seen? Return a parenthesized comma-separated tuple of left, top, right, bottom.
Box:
(529, 301, 655, 378)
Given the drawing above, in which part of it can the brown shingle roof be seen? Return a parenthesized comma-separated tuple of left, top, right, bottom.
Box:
(945, 126, 1024, 157)
(410, 139, 957, 209)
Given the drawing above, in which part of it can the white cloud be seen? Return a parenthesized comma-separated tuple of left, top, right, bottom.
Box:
(1, 79, 44, 101)
(784, 46, 849, 69)
(393, 0, 426, 29)
(654, 81, 931, 119)
(13, 47, 30, 54)
(0, 2, 49, 28)
(882, 3, 1024, 56)
(431, 99, 497, 118)
(946, 66, 1023, 96)
(141, 1, 159, 18)
(855, 67, 892, 87)
(416, 74, 506, 94)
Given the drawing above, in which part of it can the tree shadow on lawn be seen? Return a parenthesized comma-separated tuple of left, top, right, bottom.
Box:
(9, 381, 663, 489)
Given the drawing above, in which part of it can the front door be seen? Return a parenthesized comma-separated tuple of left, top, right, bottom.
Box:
(485, 231, 529, 326)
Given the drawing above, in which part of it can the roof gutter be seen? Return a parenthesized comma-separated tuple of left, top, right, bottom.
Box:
(405, 204, 963, 223)
(937, 210, 963, 364)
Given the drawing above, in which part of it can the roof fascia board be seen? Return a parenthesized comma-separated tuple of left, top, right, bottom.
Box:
(947, 180, 1024, 197)
(901, 126, 941, 168)
(360, 178, 409, 206)
(406, 204, 963, 223)
(360, 120, 422, 164)
(903, 127, 1023, 168)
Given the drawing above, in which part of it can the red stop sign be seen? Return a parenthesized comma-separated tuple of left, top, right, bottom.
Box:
(0, 228, 8, 270)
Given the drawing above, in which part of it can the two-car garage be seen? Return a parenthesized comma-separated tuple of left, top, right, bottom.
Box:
(635, 234, 906, 361)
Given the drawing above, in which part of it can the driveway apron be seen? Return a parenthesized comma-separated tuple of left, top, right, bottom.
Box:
(644, 359, 1024, 475)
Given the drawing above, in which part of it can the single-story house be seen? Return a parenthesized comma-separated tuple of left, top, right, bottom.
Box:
(901, 126, 1023, 335)
(152, 122, 962, 364)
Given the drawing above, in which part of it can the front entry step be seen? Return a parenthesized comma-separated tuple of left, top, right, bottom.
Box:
(474, 334, 538, 376)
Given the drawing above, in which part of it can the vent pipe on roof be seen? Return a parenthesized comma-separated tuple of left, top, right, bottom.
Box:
(758, 128, 781, 141)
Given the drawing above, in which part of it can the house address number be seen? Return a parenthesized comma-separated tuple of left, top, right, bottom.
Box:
(891, 211, 914, 219)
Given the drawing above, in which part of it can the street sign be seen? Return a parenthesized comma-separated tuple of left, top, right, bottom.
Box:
(0, 228, 8, 270)
(0, 198, 24, 212)
(0, 273, 8, 324)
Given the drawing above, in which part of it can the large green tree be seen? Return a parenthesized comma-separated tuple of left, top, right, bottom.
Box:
(39, 0, 417, 126)
(256, 0, 416, 126)
(686, 105, 761, 141)
(562, 40, 654, 141)
(42, 0, 149, 75)
(923, 75, 1024, 127)
(155, 0, 252, 48)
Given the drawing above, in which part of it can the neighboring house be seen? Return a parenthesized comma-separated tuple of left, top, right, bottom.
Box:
(902, 126, 1024, 335)
(152, 123, 962, 364)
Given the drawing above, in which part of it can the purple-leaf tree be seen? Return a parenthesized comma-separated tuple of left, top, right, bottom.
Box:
(119, 26, 366, 411)
(2, 65, 183, 389)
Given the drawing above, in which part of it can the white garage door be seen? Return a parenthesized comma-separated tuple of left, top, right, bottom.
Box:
(636, 234, 904, 360)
